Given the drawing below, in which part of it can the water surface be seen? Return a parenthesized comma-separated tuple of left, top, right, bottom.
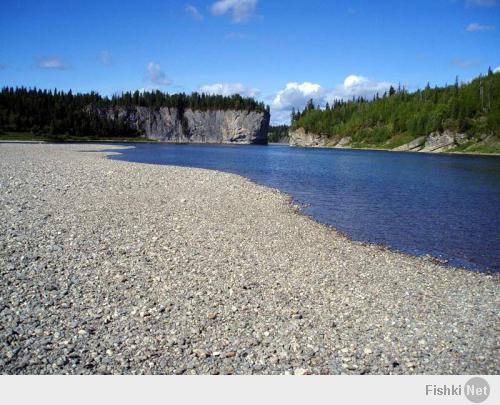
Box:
(108, 143, 500, 272)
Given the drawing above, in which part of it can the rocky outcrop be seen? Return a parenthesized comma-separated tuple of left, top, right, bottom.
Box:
(290, 127, 489, 154)
(334, 136, 352, 148)
(289, 129, 352, 148)
(420, 131, 457, 152)
(393, 136, 426, 152)
(87, 106, 269, 144)
(395, 130, 469, 153)
(289, 128, 327, 147)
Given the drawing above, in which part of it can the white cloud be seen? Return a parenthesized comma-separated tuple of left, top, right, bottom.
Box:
(467, 22, 495, 31)
(272, 76, 392, 111)
(198, 82, 260, 97)
(35, 56, 69, 70)
(333, 75, 393, 100)
(211, 0, 257, 23)
(272, 82, 326, 111)
(100, 50, 112, 66)
(466, 0, 497, 6)
(494, 67, 500, 73)
(186, 5, 203, 20)
(147, 62, 172, 86)
(270, 75, 393, 125)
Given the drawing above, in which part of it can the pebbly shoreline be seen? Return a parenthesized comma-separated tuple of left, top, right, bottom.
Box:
(0, 143, 498, 375)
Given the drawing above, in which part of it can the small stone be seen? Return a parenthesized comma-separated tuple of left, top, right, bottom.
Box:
(310, 357, 322, 366)
(207, 312, 217, 320)
(294, 368, 311, 376)
(193, 349, 209, 359)
(363, 348, 373, 355)
(225, 351, 237, 358)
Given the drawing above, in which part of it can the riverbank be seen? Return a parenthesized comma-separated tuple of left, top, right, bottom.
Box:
(314, 144, 500, 157)
(0, 143, 498, 375)
(288, 127, 500, 155)
(0, 132, 157, 143)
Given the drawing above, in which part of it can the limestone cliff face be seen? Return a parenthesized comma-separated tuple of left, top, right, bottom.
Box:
(290, 126, 491, 153)
(289, 128, 328, 147)
(394, 130, 471, 153)
(87, 106, 269, 144)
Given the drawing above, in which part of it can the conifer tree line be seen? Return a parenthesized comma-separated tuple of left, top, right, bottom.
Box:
(291, 69, 500, 147)
(267, 125, 289, 143)
(0, 87, 268, 138)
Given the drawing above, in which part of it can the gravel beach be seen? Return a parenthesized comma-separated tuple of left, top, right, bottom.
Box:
(0, 143, 498, 375)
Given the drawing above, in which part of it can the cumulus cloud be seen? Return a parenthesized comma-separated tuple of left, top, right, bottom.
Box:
(272, 76, 392, 111)
(211, 0, 257, 22)
(35, 56, 69, 70)
(467, 22, 495, 31)
(332, 75, 393, 100)
(186, 5, 204, 20)
(99, 50, 112, 66)
(198, 82, 260, 97)
(272, 82, 326, 111)
(147, 62, 172, 86)
(494, 67, 500, 73)
(270, 75, 393, 124)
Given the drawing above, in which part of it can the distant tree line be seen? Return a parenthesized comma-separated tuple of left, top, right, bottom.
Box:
(267, 125, 289, 143)
(0, 87, 268, 138)
(291, 69, 500, 147)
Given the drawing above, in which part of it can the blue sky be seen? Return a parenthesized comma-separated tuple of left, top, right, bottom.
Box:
(1, 0, 499, 123)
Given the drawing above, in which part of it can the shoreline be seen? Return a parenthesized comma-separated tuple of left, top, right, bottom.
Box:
(0, 143, 498, 375)
(290, 143, 500, 157)
(107, 145, 493, 274)
(2, 134, 500, 156)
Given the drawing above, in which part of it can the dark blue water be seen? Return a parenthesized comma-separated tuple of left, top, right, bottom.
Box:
(108, 143, 500, 272)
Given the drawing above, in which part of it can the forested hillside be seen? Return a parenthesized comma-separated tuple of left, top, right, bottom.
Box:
(0, 87, 268, 139)
(291, 69, 500, 152)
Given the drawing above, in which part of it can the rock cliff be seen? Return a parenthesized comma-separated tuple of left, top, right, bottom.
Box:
(289, 128, 327, 147)
(289, 126, 494, 153)
(87, 106, 269, 144)
(394, 130, 470, 153)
